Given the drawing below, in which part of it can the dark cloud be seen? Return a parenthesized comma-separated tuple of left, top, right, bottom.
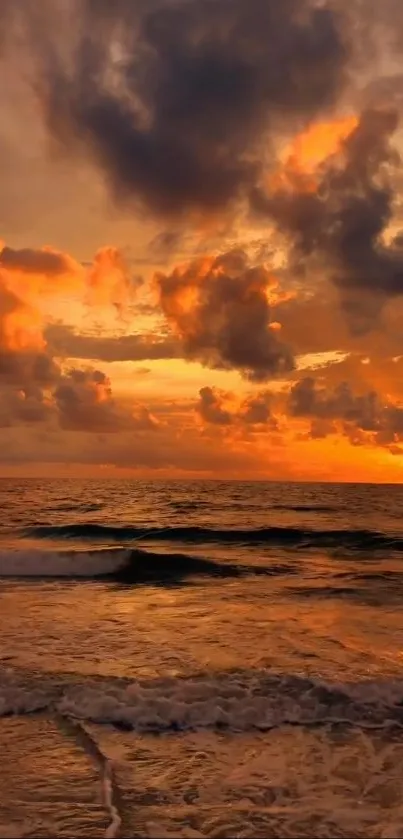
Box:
(242, 391, 274, 426)
(54, 367, 159, 432)
(289, 376, 403, 448)
(45, 322, 181, 362)
(358, 74, 403, 112)
(0, 417, 264, 475)
(148, 230, 184, 258)
(16, 0, 348, 217)
(290, 377, 379, 427)
(196, 385, 276, 430)
(0, 350, 58, 388)
(197, 386, 233, 426)
(254, 108, 403, 330)
(0, 384, 53, 428)
(0, 245, 75, 276)
(321, 109, 403, 296)
(156, 249, 295, 381)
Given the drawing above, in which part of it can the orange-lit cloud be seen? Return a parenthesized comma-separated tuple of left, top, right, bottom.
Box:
(284, 115, 359, 174)
(0, 243, 83, 300)
(156, 249, 294, 381)
(268, 115, 359, 194)
(0, 240, 157, 436)
(256, 108, 403, 335)
(3, 227, 403, 478)
(86, 247, 141, 315)
(0, 242, 139, 316)
(0, 283, 44, 354)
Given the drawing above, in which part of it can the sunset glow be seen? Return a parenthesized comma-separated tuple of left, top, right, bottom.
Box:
(269, 116, 359, 194)
(283, 116, 359, 174)
(0, 3, 402, 482)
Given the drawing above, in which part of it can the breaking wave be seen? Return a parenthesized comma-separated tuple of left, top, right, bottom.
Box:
(23, 522, 403, 552)
(0, 547, 295, 583)
(0, 547, 129, 578)
(1, 668, 402, 733)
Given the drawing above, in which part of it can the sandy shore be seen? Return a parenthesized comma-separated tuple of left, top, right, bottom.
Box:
(0, 716, 109, 838)
(1, 717, 403, 838)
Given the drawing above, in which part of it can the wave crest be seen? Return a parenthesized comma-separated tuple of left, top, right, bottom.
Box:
(23, 522, 403, 552)
(0, 547, 294, 582)
(0, 547, 129, 578)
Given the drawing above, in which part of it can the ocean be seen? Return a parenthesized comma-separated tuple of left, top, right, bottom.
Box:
(0, 479, 402, 838)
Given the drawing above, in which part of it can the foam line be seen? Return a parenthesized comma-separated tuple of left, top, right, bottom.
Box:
(55, 714, 122, 839)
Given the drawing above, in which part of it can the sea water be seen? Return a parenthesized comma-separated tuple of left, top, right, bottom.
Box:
(0, 479, 402, 837)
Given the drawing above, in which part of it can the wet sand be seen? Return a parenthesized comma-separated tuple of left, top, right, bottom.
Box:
(93, 726, 403, 839)
(3, 718, 399, 838)
(0, 716, 109, 838)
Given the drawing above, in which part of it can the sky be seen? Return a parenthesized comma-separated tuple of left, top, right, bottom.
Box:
(2, 0, 403, 480)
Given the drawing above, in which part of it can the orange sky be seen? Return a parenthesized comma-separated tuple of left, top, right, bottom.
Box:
(1, 2, 403, 481)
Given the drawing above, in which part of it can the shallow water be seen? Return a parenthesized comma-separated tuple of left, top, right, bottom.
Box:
(1, 480, 403, 836)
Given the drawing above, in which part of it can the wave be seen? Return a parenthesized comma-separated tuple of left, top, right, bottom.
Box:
(45, 502, 105, 513)
(23, 522, 403, 551)
(272, 504, 337, 513)
(1, 668, 402, 732)
(0, 546, 295, 583)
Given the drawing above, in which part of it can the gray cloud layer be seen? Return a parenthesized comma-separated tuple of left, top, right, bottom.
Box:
(13, 0, 348, 217)
(45, 323, 181, 363)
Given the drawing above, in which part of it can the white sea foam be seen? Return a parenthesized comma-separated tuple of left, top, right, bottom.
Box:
(56, 676, 403, 732)
(0, 548, 129, 578)
(1, 669, 402, 733)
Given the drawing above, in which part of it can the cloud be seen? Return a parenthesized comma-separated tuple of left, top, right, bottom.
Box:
(54, 368, 119, 432)
(242, 391, 275, 426)
(4, 1, 403, 477)
(0, 384, 53, 428)
(197, 385, 277, 431)
(54, 367, 159, 433)
(0, 265, 59, 396)
(197, 386, 233, 426)
(45, 322, 180, 362)
(273, 284, 403, 380)
(276, 290, 351, 356)
(289, 376, 403, 449)
(0, 244, 79, 278)
(0, 240, 135, 390)
(0, 281, 43, 355)
(0, 418, 266, 477)
(15, 0, 348, 218)
(0, 240, 157, 433)
(254, 108, 403, 330)
(85, 246, 141, 315)
(0, 240, 140, 315)
(0, 242, 84, 312)
(156, 249, 294, 381)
